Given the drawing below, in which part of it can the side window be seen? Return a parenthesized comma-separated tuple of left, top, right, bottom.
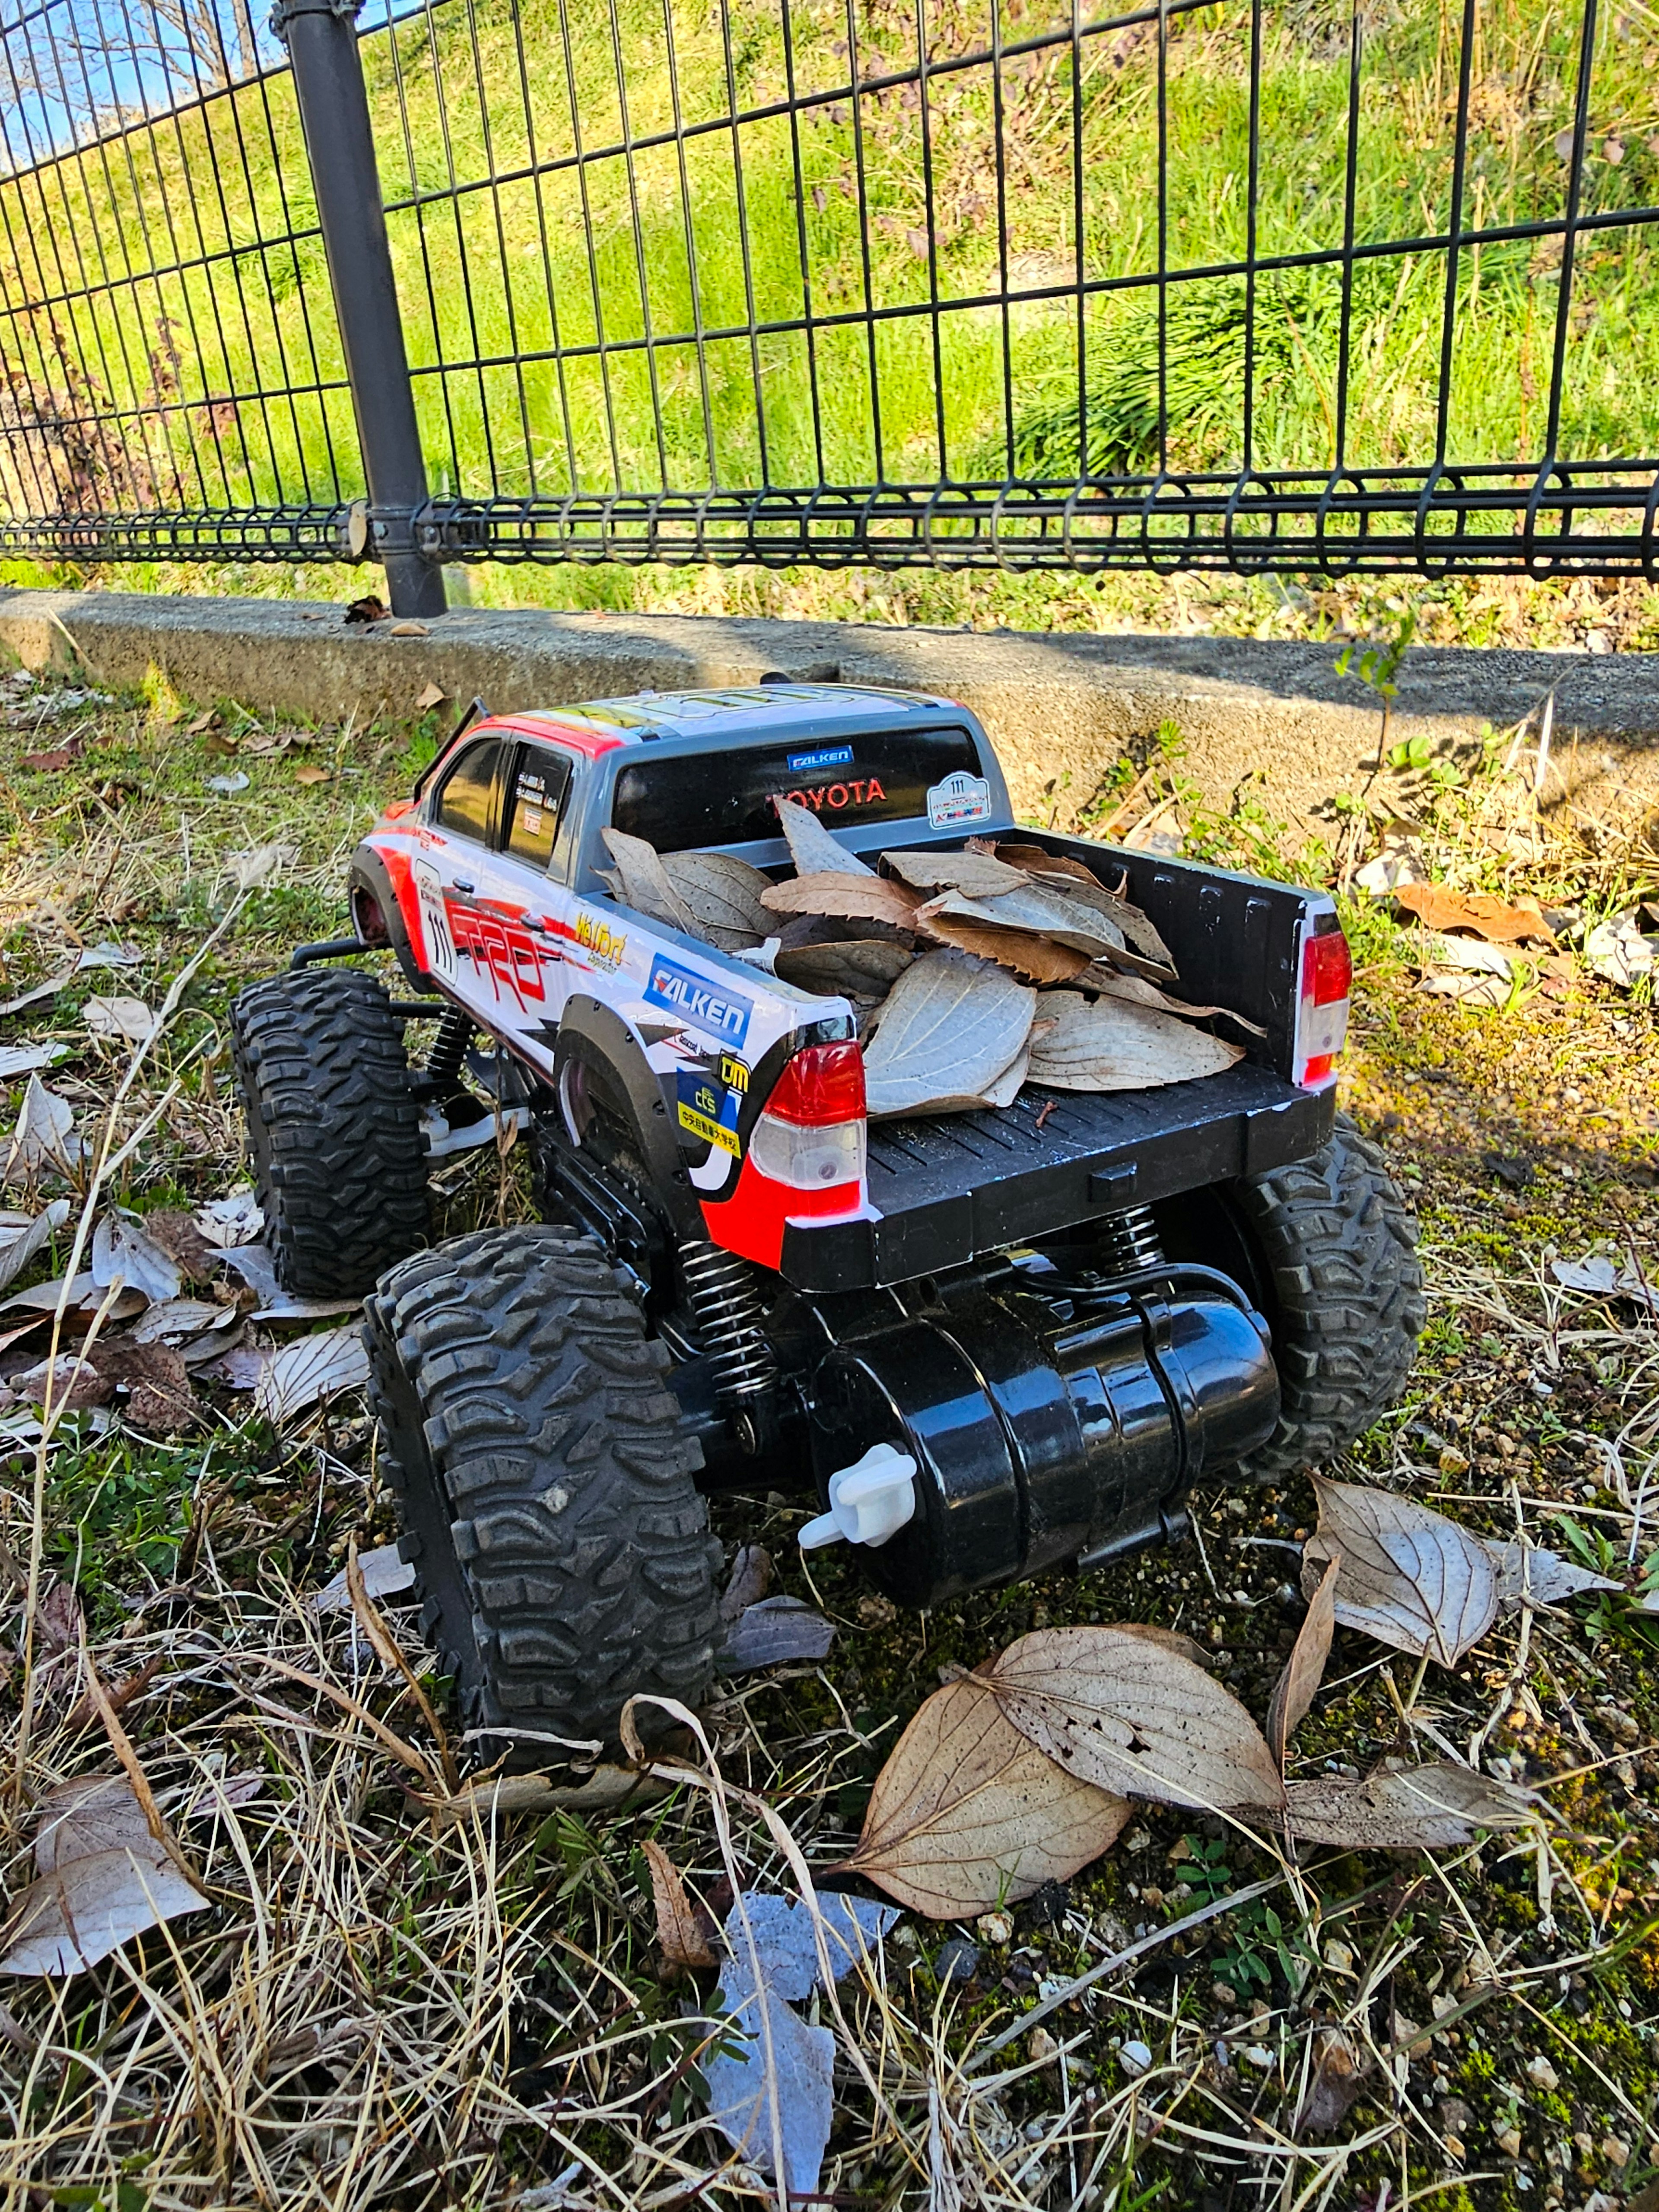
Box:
(504, 745, 573, 871)
(434, 739, 502, 842)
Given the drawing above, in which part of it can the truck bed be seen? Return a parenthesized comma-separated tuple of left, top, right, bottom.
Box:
(779, 1063, 1334, 1291)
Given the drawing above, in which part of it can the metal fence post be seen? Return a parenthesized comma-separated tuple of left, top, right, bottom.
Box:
(273, 0, 446, 618)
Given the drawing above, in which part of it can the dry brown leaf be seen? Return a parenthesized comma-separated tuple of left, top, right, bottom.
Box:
(720, 1542, 775, 1622)
(882, 849, 1030, 898)
(1296, 2028, 1369, 2137)
(0, 1774, 209, 1976)
(641, 1836, 718, 1970)
(293, 764, 332, 787)
(918, 884, 1124, 958)
(987, 844, 1176, 964)
(1025, 992, 1244, 1091)
(913, 912, 1091, 985)
(415, 680, 447, 712)
(985, 1625, 1286, 1814)
(773, 940, 913, 1005)
(760, 873, 922, 931)
(661, 850, 774, 951)
(861, 950, 1036, 1117)
(84, 1338, 200, 1433)
(839, 1674, 1131, 1917)
(599, 827, 699, 934)
(1284, 1762, 1534, 1848)
(1267, 1552, 1339, 1771)
(1305, 1478, 1499, 1668)
(1073, 965, 1268, 1037)
(774, 797, 874, 877)
(1393, 883, 1556, 946)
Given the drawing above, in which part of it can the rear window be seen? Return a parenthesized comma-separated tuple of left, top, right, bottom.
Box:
(610, 727, 984, 854)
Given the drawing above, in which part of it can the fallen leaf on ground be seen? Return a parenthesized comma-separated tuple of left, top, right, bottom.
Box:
(0, 1773, 209, 1976)
(1267, 1553, 1339, 1770)
(0, 1199, 69, 1293)
(92, 1214, 183, 1303)
(205, 772, 250, 796)
(1487, 1540, 1622, 1606)
(83, 996, 155, 1047)
(12, 1353, 110, 1412)
(415, 680, 447, 712)
(1284, 1762, 1534, 1848)
(86, 1339, 199, 1431)
(720, 1542, 774, 1621)
(344, 594, 385, 624)
(773, 939, 912, 1005)
(194, 1342, 269, 1390)
(598, 826, 698, 933)
(229, 843, 297, 891)
(1582, 906, 1657, 989)
(292, 765, 331, 787)
(1551, 1254, 1659, 1315)
(985, 1624, 1286, 1814)
(0, 1271, 143, 1322)
(861, 950, 1035, 1118)
(254, 1326, 371, 1422)
(1304, 1477, 1499, 1668)
(760, 872, 923, 931)
(389, 620, 428, 638)
(191, 1189, 264, 1249)
(20, 743, 81, 772)
(131, 1298, 234, 1345)
(4, 1077, 86, 1177)
(1025, 992, 1243, 1091)
(1296, 2028, 1370, 2136)
(0, 970, 74, 1022)
(774, 796, 874, 877)
(661, 850, 774, 950)
(36, 1580, 83, 1653)
(1394, 883, 1555, 945)
(839, 1673, 1132, 1916)
(642, 1838, 718, 1970)
(0, 1043, 68, 1079)
(311, 1542, 416, 1615)
(718, 1596, 836, 1674)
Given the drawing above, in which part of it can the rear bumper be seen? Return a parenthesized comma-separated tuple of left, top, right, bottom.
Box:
(780, 1066, 1335, 1291)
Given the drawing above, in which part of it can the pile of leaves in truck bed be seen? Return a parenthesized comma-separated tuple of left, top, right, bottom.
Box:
(598, 800, 1262, 1114)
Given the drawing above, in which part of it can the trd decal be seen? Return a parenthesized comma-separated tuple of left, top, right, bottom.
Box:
(448, 902, 552, 1010)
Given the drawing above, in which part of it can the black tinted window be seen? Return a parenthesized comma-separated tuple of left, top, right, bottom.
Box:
(611, 727, 984, 853)
(505, 745, 572, 870)
(435, 739, 501, 842)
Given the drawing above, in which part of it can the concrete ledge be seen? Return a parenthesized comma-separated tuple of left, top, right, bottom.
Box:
(3, 586, 1655, 831)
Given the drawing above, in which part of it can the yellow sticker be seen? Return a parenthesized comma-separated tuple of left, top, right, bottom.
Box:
(678, 1100, 742, 1156)
(720, 1053, 750, 1093)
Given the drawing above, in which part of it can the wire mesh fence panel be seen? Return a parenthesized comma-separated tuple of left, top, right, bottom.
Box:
(2, 0, 1658, 576)
(0, 0, 355, 561)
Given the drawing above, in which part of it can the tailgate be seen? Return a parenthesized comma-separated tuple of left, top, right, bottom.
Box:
(781, 1064, 1335, 1291)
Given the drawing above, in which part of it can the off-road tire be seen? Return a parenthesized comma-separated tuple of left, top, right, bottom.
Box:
(1230, 1113, 1425, 1483)
(232, 967, 430, 1298)
(364, 1226, 722, 1754)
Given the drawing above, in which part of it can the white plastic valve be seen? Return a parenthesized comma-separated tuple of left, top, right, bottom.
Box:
(798, 1442, 918, 1551)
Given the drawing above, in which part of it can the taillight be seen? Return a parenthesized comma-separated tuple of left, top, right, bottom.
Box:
(1295, 919, 1351, 1088)
(749, 1041, 867, 1189)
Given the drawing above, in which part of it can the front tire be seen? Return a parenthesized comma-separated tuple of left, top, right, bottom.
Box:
(232, 967, 430, 1298)
(1229, 1113, 1425, 1483)
(364, 1227, 722, 1754)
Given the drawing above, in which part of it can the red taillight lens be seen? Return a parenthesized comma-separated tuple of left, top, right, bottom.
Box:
(1303, 928, 1353, 1006)
(764, 1040, 866, 1126)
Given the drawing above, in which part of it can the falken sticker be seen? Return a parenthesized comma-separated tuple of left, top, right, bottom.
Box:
(644, 953, 753, 1048)
(677, 1069, 743, 1156)
(927, 770, 994, 829)
(786, 742, 854, 775)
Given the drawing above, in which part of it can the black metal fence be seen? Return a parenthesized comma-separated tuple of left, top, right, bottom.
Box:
(2, 0, 1657, 613)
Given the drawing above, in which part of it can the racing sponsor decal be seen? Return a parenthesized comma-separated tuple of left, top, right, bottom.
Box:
(786, 743, 854, 775)
(677, 1069, 743, 1157)
(644, 953, 752, 1049)
(927, 770, 993, 828)
(777, 778, 887, 813)
(719, 1053, 750, 1093)
(449, 902, 550, 1011)
(572, 908, 628, 972)
(412, 859, 455, 979)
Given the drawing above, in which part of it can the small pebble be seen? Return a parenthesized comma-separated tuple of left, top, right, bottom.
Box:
(1496, 2125, 1522, 2157)
(1028, 2026, 1058, 2062)
(976, 1911, 1013, 1946)
(1119, 2039, 1153, 2078)
(934, 1936, 980, 1983)
(1210, 1980, 1237, 2010)
(1525, 2054, 1559, 2091)
(1322, 1939, 1354, 1973)
(1241, 2044, 1275, 2071)
(1602, 2137, 1630, 2168)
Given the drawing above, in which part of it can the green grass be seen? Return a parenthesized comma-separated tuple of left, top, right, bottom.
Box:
(3, 0, 1659, 537)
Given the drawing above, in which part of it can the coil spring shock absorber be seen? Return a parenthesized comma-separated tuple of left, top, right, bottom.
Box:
(1098, 1203, 1165, 1275)
(424, 1005, 474, 1097)
(680, 1239, 778, 1452)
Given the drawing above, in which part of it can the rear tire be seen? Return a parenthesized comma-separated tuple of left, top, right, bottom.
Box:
(1229, 1113, 1425, 1483)
(364, 1227, 722, 1755)
(232, 967, 429, 1298)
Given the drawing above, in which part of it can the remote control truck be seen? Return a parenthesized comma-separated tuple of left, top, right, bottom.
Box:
(232, 682, 1422, 1752)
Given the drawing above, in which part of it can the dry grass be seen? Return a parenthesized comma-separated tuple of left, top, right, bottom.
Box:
(0, 665, 1655, 2212)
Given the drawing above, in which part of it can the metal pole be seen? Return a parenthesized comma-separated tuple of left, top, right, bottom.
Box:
(273, 0, 446, 618)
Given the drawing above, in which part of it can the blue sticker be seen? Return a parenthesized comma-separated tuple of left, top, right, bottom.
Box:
(786, 743, 855, 775)
(645, 954, 753, 1048)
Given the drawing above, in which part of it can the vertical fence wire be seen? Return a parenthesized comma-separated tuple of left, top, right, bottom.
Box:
(1, 0, 1658, 574)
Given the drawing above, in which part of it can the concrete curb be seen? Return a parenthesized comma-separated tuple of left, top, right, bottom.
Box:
(2, 586, 1654, 830)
